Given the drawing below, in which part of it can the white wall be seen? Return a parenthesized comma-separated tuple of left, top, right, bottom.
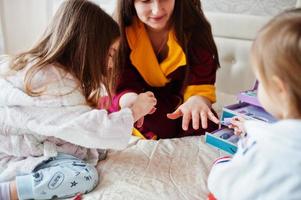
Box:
(0, 0, 116, 55)
(0, 1, 5, 54)
(1, 0, 299, 55)
(1, 0, 50, 54)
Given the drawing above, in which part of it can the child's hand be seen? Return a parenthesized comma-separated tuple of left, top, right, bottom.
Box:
(119, 92, 139, 108)
(130, 91, 157, 123)
(135, 107, 157, 128)
(228, 116, 246, 136)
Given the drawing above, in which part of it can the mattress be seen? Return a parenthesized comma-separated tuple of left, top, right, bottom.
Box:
(73, 136, 222, 200)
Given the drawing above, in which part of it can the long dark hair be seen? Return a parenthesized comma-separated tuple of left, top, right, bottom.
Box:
(117, 0, 219, 68)
(11, 0, 120, 107)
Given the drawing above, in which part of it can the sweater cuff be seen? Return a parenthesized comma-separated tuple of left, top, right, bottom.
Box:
(0, 182, 10, 200)
(212, 156, 232, 166)
(108, 90, 137, 113)
(184, 84, 216, 103)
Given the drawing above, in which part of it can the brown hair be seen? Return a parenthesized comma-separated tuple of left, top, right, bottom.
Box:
(116, 0, 219, 74)
(251, 8, 301, 113)
(10, 0, 120, 107)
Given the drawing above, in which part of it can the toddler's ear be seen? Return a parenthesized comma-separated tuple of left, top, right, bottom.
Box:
(271, 75, 287, 101)
(272, 75, 284, 91)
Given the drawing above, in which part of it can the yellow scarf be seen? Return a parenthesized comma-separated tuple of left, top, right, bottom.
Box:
(126, 18, 216, 103)
(126, 18, 186, 87)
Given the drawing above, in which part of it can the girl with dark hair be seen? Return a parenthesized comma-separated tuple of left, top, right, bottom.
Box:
(112, 0, 220, 139)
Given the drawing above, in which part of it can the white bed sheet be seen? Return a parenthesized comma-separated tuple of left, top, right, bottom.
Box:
(76, 136, 222, 200)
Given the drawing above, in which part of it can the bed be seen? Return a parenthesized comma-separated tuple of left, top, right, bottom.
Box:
(66, 0, 299, 199)
(80, 136, 221, 200)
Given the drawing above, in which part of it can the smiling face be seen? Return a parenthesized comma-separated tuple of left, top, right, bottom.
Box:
(134, 0, 175, 32)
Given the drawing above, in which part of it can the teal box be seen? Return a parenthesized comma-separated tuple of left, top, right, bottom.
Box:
(207, 82, 277, 154)
(205, 128, 238, 154)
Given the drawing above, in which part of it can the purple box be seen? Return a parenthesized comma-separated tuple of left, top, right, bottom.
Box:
(221, 102, 277, 124)
(237, 81, 261, 107)
(205, 81, 277, 154)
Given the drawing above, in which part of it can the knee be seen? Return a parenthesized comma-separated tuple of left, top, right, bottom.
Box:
(80, 164, 99, 193)
(87, 165, 99, 180)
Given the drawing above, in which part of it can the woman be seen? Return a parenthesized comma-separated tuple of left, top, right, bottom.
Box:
(111, 0, 220, 139)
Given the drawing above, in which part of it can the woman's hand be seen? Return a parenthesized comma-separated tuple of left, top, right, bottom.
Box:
(167, 95, 219, 131)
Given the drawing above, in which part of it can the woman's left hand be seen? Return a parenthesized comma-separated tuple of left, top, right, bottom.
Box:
(167, 95, 219, 131)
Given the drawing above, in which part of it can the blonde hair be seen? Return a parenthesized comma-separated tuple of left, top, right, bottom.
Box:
(251, 8, 301, 113)
(10, 0, 120, 107)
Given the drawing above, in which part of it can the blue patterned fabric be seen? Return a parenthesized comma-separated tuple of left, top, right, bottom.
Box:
(16, 153, 99, 200)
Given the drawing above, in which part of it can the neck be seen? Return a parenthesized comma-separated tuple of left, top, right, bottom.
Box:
(145, 26, 169, 41)
(284, 113, 301, 120)
(145, 25, 170, 61)
(280, 105, 301, 120)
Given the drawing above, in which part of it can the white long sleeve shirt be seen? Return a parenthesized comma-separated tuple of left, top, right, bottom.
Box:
(208, 119, 301, 200)
(0, 58, 134, 181)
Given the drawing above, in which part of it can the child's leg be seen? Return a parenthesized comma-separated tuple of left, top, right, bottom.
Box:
(15, 154, 99, 200)
(9, 181, 18, 200)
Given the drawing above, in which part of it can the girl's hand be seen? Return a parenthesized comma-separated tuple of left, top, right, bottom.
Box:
(119, 92, 139, 109)
(167, 95, 219, 131)
(130, 91, 157, 123)
(228, 116, 246, 136)
(135, 107, 157, 128)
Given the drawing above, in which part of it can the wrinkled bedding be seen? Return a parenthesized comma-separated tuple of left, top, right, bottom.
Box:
(76, 136, 222, 200)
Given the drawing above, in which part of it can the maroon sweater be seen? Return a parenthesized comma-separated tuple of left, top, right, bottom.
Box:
(110, 46, 219, 139)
